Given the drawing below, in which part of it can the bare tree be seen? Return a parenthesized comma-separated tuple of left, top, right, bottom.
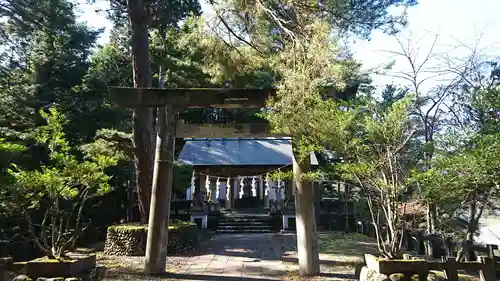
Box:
(438, 37, 500, 136)
(380, 32, 463, 255)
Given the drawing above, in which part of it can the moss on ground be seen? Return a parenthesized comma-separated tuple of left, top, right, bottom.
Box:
(107, 223, 147, 232)
(107, 220, 196, 232)
(169, 220, 196, 230)
(30, 256, 77, 263)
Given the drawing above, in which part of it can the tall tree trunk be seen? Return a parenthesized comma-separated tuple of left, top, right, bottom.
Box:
(463, 190, 480, 261)
(426, 203, 437, 233)
(127, 0, 155, 223)
(426, 202, 437, 255)
(424, 143, 438, 255)
(145, 28, 176, 273)
(466, 190, 479, 241)
(292, 146, 320, 276)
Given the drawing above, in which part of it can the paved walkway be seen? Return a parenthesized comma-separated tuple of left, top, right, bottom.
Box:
(101, 233, 358, 281)
(176, 233, 294, 280)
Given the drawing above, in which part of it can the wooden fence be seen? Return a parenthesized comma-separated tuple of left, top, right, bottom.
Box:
(356, 220, 499, 261)
(365, 253, 499, 281)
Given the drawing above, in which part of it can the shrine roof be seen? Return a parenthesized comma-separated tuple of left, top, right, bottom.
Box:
(177, 138, 318, 166)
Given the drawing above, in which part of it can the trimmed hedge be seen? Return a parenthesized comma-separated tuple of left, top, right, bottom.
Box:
(103, 220, 198, 256)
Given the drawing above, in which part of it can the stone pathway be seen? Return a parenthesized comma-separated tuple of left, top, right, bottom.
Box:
(178, 233, 294, 280)
(101, 233, 358, 281)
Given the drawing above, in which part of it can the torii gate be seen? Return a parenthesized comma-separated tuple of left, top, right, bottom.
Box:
(109, 87, 319, 275)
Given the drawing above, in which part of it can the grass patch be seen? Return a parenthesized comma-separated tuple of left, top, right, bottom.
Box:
(287, 231, 379, 256)
(284, 270, 327, 281)
(317, 232, 378, 256)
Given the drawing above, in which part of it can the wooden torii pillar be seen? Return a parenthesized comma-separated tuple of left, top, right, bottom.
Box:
(109, 87, 281, 273)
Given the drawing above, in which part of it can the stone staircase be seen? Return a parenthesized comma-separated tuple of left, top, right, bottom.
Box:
(216, 212, 274, 234)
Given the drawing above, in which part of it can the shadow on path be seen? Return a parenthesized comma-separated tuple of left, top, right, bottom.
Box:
(103, 233, 359, 281)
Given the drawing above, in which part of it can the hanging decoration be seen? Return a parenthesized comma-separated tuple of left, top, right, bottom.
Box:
(264, 174, 270, 197)
(190, 170, 196, 200)
(251, 176, 257, 197)
(216, 177, 220, 200)
(205, 176, 211, 200)
(226, 177, 231, 201)
(239, 177, 245, 199)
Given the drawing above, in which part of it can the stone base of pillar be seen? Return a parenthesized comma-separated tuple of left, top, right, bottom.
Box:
(225, 199, 232, 210)
(282, 214, 295, 230)
(190, 214, 208, 229)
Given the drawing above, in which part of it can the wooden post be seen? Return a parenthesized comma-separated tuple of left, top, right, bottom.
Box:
(478, 256, 496, 281)
(405, 230, 413, 251)
(292, 147, 320, 275)
(225, 177, 232, 210)
(416, 232, 426, 255)
(486, 244, 497, 258)
(444, 237, 454, 257)
(259, 176, 264, 202)
(264, 176, 270, 209)
(442, 257, 458, 281)
(344, 184, 349, 231)
(144, 104, 176, 274)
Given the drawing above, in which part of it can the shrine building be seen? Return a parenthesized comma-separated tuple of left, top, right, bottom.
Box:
(177, 137, 318, 210)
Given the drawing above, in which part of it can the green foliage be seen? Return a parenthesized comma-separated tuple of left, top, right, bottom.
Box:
(0, 0, 100, 134)
(447, 61, 500, 136)
(10, 108, 117, 200)
(6, 107, 120, 258)
(408, 59, 500, 238)
(0, 139, 27, 215)
(263, 21, 360, 160)
(412, 133, 500, 217)
(80, 129, 132, 162)
(335, 95, 416, 258)
(266, 169, 323, 182)
(337, 95, 415, 187)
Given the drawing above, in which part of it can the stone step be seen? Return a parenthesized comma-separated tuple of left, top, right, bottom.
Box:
(218, 221, 269, 225)
(218, 214, 274, 233)
(219, 219, 271, 224)
(218, 225, 272, 230)
(216, 229, 275, 234)
(219, 217, 272, 222)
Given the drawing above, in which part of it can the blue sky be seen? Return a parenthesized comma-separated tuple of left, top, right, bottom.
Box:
(78, 0, 500, 90)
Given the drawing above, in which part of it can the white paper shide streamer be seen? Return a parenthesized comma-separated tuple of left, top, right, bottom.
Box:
(251, 176, 257, 197)
(216, 177, 220, 200)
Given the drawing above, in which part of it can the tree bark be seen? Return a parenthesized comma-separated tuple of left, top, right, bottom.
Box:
(292, 147, 320, 276)
(466, 190, 479, 242)
(144, 104, 176, 274)
(127, 0, 155, 223)
(144, 45, 176, 273)
(426, 202, 437, 255)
